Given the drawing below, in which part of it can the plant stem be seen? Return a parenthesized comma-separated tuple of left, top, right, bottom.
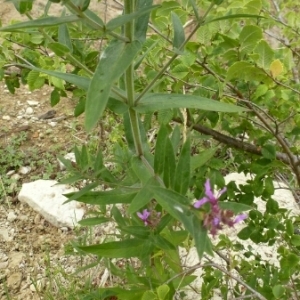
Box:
(123, 0, 144, 156)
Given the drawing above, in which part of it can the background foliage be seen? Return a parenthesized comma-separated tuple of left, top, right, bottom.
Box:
(1, 0, 300, 299)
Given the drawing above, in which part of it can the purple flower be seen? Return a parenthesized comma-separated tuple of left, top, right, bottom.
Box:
(194, 179, 227, 209)
(137, 209, 150, 225)
(194, 179, 247, 236)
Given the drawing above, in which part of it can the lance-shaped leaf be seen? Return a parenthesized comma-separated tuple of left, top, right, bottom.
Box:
(106, 5, 158, 32)
(78, 239, 147, 258)
(135, 93, 246, 113)
(171, 12, 185, 49)
(85, 39, 141, 131)
(135, 0, 153, 42)
(174, 138, 190, 195)
(0, 15, 80, 31)
(17, 64, 90, 90)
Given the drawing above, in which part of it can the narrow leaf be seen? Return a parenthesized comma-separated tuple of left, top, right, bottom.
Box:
(154, 125, 169, 175)
(0, 15, 80, 31)
(135, 0, 153, 42)
(107, 5, 158, 31)
(135, 94, 246, 113)
(78, 217, 110, 226)
(174, 138, 190, 195)
(78, 239, 147, 258)
(85, 40, 141, 131)
(171, 12, 185, 49)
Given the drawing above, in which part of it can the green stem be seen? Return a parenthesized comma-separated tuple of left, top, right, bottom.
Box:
(135, 1, 215, 104)
(123, 0, 144, 156)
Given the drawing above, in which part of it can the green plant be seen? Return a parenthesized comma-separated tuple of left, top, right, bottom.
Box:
(2, 0, 300, 299)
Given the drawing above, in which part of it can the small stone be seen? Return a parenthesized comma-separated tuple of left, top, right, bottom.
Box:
(0, 261, 8, 269)
(34, 214, 41, 224)
(30, 278, 45, 292)
(7, 211, 17, 222)
(27, 100, 39, 106)
(6, 170, 15, 176)
(17, 115, 23, 119)
(25, 107, 34, 115)
(0, 228, 9, 241)
(11, 173, 21, 181)
(49, 121, 57, 127)
(7, 272, 22, 292)
(18, 166, 31, 175)
(9, 252, 25, 268)
(2, 115, 11, 120)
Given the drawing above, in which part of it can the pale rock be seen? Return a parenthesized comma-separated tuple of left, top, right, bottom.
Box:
(58, 152, 76, 170)
(49, 121, 57, 127)
(0, 227, 10, 242)
(18, 180, 84, 228)
(27, 100, 39, 106)
(25, 107, 34, 115)
(18, 166, 31, 175)
(7, 272, 22, 292)
(7, 211, 17, 222)
(9, 252, 25, 268)
(6, 170, 15, 176)
(17, 115, 23, 119)
(11, 173, 21, 181)
(2, 115, 11, 120)
(0, 261, 8, 269)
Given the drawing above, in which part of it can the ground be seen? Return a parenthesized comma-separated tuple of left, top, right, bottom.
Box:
(0, 1, 122, 299)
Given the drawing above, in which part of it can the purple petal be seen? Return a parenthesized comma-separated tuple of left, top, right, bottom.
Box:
(137, 209, 150, 221)
(194, 197, 209, 208)
(213, 217, 220, 226)
(204, 179, 214, 200)
(234, 214, 247, 224)
(218, 187, 227, 197)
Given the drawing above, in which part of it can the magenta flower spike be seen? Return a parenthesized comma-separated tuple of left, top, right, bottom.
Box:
(137, 209, 151, 226)
(193, 179, 247, 236)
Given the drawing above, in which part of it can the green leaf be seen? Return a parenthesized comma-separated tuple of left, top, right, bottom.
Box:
(272, 285, 285, 298)
(254, 40, 274, 70)
(119, 225, 150, 239)
(48, 42, 70, 56)
(65, 190, 137, 205)
(174, 138, 190, 195)
(142, 291, 158, 300)
(163, 139, 176, 188)
(0, 15, 80, 31)
(157, 284, 170, 300)
(107, 5, 158, 31)
(78, 217, 110, 226)
(239, 25, 263, 56)
(18, 64, 90, 90)
(135, 94, 246, 113)
(261, 144, 276, 160)
(154, 125, 169, 175)
(131, 156, 153, 184)
(291, 235, 300, 246)
(85, 40, 141, 131)
(58, 24, 73, 53)
(280, 253, 299, 269)
(135, 0, 154, 42)
(128, 179, 157, 214)
(150, 187, 193, 234)
(204, 14, 265, 25)
(193, 215, 213, 258)
(219, 202, 252, 213)
(171, 12, 185, 49)
(226, 61, 270, 83)
(50, 88, 60, 106)
(78, 239, 147, 258)
(191, 148, 217, 171)
(74, 97, 86, 117)
(286, 219, 294, 236)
